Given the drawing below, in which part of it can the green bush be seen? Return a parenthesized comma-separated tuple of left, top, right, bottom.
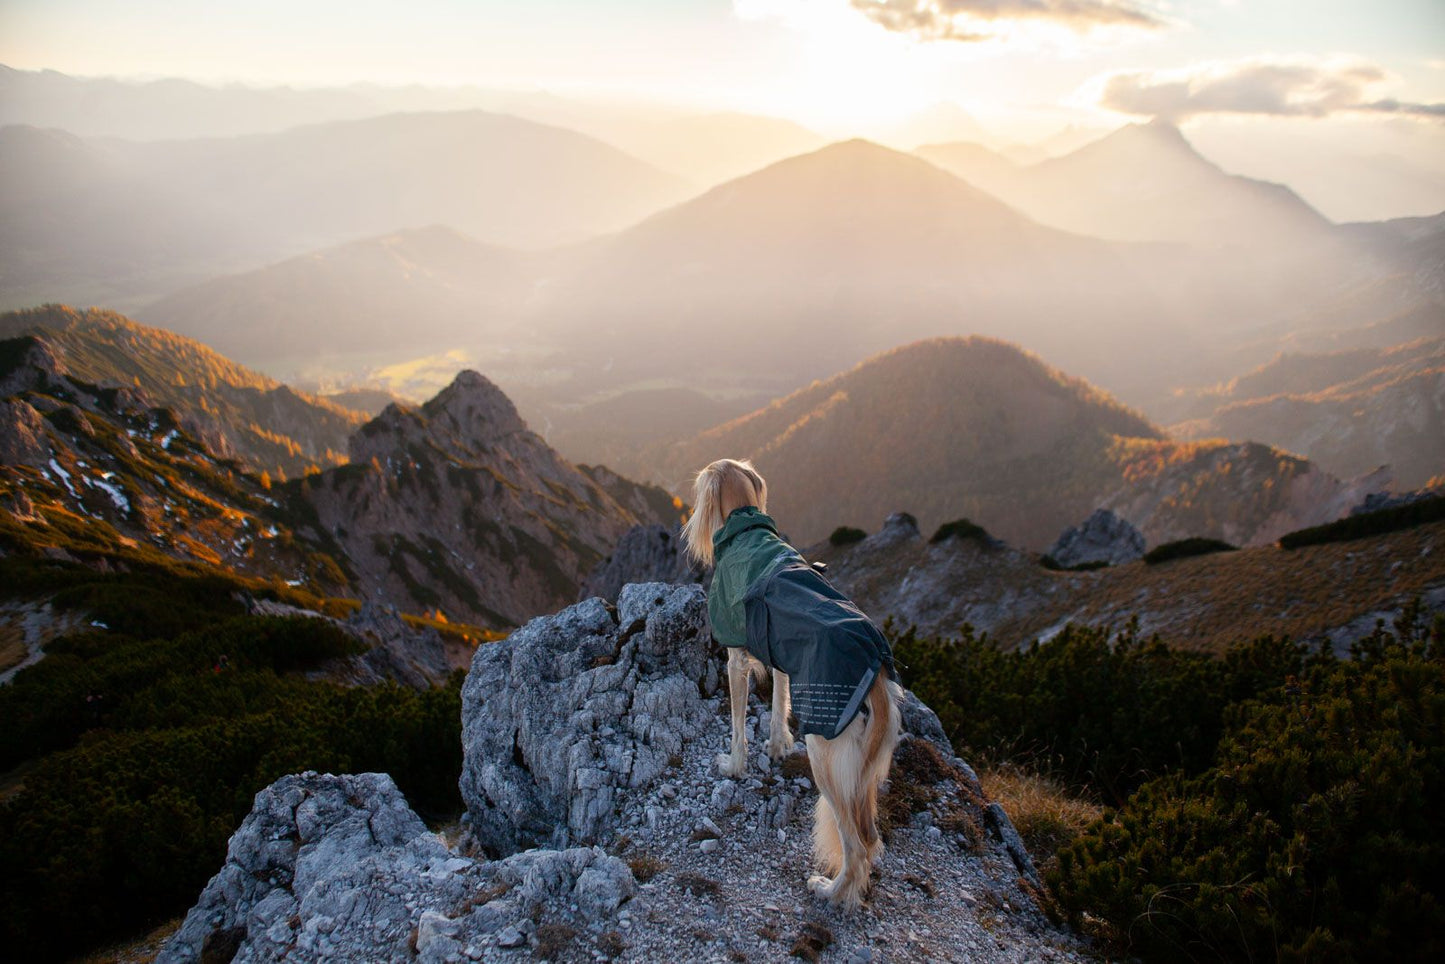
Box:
(1143, 537, 1237, 565)
(828, 526, 867, 546)
(1278, 494, 1445, 549)
(1050, 615, 1445, 962)
(0, 564, 465, 961)
(929, 518, 992, 545)
(891, 621, 1309, 803)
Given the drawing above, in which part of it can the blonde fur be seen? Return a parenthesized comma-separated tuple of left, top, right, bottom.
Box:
(806, 677, 901, 908)
(681, 458, 767, 567)
(689, 458, 900, 909)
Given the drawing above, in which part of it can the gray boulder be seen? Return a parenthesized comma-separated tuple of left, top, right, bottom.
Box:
(1045, 508, 1145, 568)
(460, 583, 720, 855)
(159, 771, 634, 964)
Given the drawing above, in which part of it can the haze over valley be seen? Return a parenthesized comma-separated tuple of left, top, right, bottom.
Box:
(3, 3, 1444, 960)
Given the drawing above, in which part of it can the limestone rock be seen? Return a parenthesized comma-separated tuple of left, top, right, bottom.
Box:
(459, 583, 719, 855)
(345, 600, 451, 689)
(1045, 508, 1145, 568)
(158, 771, 633, 964)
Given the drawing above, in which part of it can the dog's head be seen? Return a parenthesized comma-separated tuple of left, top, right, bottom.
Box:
(681, 457, 768, 567)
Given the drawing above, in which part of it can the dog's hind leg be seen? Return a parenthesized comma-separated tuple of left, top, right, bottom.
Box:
(810, 785, 843, 878)
(767, 670, 794, 762)
(715, 648, 751, 778)
(805, 729, 871, 909)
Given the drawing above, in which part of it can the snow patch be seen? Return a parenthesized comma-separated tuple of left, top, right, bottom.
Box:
(48, 459, 78, 498)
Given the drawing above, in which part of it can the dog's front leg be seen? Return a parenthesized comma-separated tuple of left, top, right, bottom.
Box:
(768, 670, 794, 761)
(715, 648, 750, 777)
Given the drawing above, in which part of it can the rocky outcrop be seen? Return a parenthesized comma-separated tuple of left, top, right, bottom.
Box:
(808, 514, 1066, 644)
(578, 524, 701, 602)
(304, 370, 675, 627)
(157, 772, 635, 964)
(345, 601, 452, 688)
(1045, 508, 1145, 567)
(0, 335, 63, 397)
(0, 399, 50, 468)
(165, 583, 1089, 962)
(460, 584, 719, 855)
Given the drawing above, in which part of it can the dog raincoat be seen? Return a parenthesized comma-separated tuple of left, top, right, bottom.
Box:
(709, 506, 896, 739)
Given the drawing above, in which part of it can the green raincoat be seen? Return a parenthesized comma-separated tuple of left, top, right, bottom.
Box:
(709, 506, 895, 739)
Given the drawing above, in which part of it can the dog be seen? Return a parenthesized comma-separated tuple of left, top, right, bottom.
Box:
(682, 458, 901, 908)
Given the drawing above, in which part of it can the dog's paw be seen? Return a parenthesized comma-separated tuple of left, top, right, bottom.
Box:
(715, 752, 747, 778)
(806, 874, 836, 898)
(766, 734, 795, 762)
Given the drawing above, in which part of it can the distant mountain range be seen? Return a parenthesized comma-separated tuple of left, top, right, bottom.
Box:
(0, 111, 690, 309)
(918, 120, 1333, 249)
(123, 131, 1438, 426)
(140, 227, 531, 370)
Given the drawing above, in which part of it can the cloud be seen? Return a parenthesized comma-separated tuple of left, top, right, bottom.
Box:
(848, 0, 1165, 40)
(1094, 58, 1445, 121)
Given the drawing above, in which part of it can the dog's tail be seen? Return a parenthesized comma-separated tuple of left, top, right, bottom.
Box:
(809, 672, 901, 908)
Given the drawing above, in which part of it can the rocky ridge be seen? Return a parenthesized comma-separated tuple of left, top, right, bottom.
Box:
(163, 583, 1087, 962)
(0, 306, 364, 478)
(809, 513, 1445, 654)
(577, 524, 700, 603)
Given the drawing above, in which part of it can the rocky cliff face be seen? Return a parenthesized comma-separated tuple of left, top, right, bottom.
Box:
(1104, 440, 1383, 548)
(162, 583, 1088, 962)
(1045, 509, 1144, 568)
(301, 372, 679, 627)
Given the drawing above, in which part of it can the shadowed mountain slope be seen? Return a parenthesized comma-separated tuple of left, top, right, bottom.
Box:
(657, 336, 1165, 547)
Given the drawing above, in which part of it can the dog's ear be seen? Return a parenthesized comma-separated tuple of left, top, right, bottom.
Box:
(682, 466, 723, 566)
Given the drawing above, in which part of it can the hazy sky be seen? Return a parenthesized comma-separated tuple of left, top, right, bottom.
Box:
(3, 0, 1442, 138)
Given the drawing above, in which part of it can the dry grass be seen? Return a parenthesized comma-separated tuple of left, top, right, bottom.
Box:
(979, 765, 1103, 862)
(626, 853, 665, 883)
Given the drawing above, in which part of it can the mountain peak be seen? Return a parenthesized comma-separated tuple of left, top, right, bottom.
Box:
(422, 369, 525, 438)
(351, 369, 526, 465)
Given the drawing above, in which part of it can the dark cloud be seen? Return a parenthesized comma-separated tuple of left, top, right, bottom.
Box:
(1099, 60, 1445, 121)
(849, 0, 1163, 40)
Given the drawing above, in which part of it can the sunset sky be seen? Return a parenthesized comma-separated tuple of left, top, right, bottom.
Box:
(2, 1, 1441, 135)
